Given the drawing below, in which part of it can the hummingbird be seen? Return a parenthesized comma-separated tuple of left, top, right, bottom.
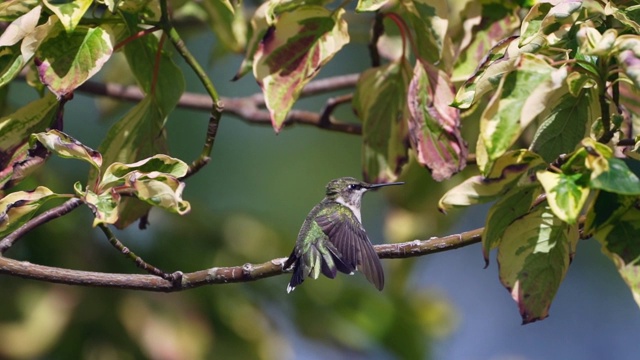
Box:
(284, 177, 404, 293)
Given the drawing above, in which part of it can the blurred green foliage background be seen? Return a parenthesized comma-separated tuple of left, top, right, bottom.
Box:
(2, 4, 640, 360)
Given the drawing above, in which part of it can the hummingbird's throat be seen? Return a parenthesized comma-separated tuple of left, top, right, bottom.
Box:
(335, 195, 362, 222)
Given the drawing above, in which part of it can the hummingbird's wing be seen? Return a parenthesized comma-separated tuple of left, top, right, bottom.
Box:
(315, 209, 384, 291)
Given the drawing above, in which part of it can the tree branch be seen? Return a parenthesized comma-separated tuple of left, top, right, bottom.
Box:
(0, 227, 483, 291)
(74, 74, 362, 135)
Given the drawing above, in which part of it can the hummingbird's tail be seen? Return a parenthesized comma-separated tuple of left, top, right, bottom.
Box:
(284, 242, 354, 293)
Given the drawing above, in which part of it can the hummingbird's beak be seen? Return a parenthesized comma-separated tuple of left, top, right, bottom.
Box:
(366, 181, 404, 190)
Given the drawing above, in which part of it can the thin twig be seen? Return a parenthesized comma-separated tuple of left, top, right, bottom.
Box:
(0, 227, 483, 291)
(97, 223, 176, 280)
(0, 198, 83, 254)
(318, 93, 354, 128)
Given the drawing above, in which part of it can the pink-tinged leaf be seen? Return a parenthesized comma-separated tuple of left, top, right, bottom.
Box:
(408, 61, 467, 181)
(253, 6, 349, 132)
(30, 129, 102, 171)
(353, 59, 412, 183)
(0, 186, 60, 237)
(35, 23, 114, 97)
(0, 93, 58, 190)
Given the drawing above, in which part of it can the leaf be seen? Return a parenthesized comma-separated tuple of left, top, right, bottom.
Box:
(200, 0, 247, 53)
(35, 23, 114, 97)
(483, 185, 541, 266)
(617, 49, 640, 90)
(583, 190, 635, 236)
(407, 60, 466, 181)
(590, 158, 640, 195)
(30, 129, 102, 171)
(356, 0, 390, 12)
(79, 155, 190, 226)
(594, 207, 640, 310)
(92, 97, 168, 229)
(479, 54, 554, 166)
(0, 186, 59, 237)
(0, 4, 41, 47)
(253, 6, 349, 132)
(75, 182, 121, 227)
(99, 154, 189, 191)
(128, 173, 190, 215)
(402, 0, 449, 63)
(0, 93, 58, 190)
(438, 150, 545, 211)
(452, 36, 519, 109)
(42, 0, 92, 33)
(353, 59, 412, 183)
(519, 1, 581, 50)
(233, 1, 277, 80)
(498, 204, 579, 324)
(537, 171, 589, 224)
(0, 44, 24, 88)
(530, 88, 597, 163)
(0, 0, 39, 21)
(453, 5, 520, 82)
(122, 19, 185, 118)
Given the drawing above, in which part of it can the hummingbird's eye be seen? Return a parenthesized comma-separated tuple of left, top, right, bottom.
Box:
(348, 184, 361, 190)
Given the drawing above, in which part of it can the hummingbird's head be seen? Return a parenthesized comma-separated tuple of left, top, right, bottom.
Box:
(325, 177, 404, 208)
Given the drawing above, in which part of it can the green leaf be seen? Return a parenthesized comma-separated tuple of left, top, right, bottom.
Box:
(35, 22, 114, 97)
(30, 129, 102, 171)
(99, 154, 189, 190)
(479, 54, 554, 166)
(483, 184, 541, 266)
(79, 155, 190, 226)
(530, 89, 596, 163)
(42, 0, 92, 33)
(200, 0, 247, 53)
(130, 174, 190, 215)
(356, 0, 390, 12)
(537, 171, 589, 224)
(583, 190, 635, 236)
(519, 1, 581, 50)
(0, 186, 59, 237)
(594, 207, 640, 310)
(0, 44, 24, 88)
(453, 5, 520, 82)
(438, 150, 545, 211)
(353, 59, 411, 183)
(0, 93, 58, 189)
(253, 6, 349, 132)
(590, 158, 640, 195)
(407, 60, 466, 181)
(75, 182, 121, 227)
(403, 0, 449, 63)
(452, 36, 519, 109)
(0, 0, 39, 21)
(122, 18, 185, 118)
(498, 204, 579, 324)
